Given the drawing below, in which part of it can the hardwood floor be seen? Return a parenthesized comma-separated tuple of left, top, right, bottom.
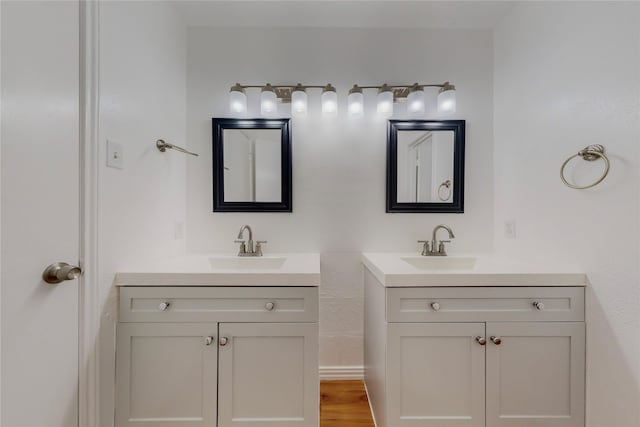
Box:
(320, 380, 375, 427)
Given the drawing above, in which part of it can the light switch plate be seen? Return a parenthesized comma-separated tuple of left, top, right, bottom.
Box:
(107, 140, 124, 169)
(504, 220, 516, 239)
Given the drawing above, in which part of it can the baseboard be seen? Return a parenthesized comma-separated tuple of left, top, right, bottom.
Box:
(319, 365, 364, 380)
(363, 381, 378, 427)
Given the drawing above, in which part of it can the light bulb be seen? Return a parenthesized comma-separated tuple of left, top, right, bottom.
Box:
(260, 84, 277, 117)
(377, 84, 394, 117)
(229, 83, 247, 114)
(407, 84, 425, 116)
(438, 83, 456, 114)
(347, 85, 364, 118)
(291, 84, 307, 117)
(322, 84, 338, 116)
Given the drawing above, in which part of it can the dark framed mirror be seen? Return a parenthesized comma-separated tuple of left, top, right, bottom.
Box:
(387, 120, 465, 213)
(212, 118, 292, 212)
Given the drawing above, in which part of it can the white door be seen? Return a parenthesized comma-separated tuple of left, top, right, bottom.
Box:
(217, 323, 319, 427)
(387, 323, 486, 427)
(115, 323, 219, 427)
(1, 1, 81, 426)
(485, 322, 585, 427)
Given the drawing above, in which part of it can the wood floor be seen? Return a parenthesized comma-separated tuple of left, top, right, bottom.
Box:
(320, 380, 375, 427)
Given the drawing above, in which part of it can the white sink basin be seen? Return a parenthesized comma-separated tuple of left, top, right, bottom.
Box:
(401, 256, 477, 270)
(208, 256, 287, 270)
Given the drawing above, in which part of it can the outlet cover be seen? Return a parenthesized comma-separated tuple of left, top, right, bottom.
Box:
(107, 140, 124, 169)
(504, 220, 516, 239)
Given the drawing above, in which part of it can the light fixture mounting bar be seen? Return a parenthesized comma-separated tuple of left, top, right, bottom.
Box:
(229, 81, 457, 115)
(236, 82, 453, 103)
(357, 82, 452, 101)
(236, 84, 331, 103)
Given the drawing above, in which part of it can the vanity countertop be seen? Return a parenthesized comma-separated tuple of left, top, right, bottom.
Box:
(362, 253, 587, 287)
(115, 253, 320, 287)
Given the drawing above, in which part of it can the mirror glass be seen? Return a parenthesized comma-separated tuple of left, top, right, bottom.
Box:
(213, 118, 292, 212)
(387, 120, 465, 213)
(223, 128, 282, 202)
(396, 130, 455, 203)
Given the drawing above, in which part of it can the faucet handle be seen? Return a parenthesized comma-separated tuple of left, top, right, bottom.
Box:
(438, 240, 451, 255)
(418, 240, 430, 256)
(255, 241, 267, 256)
(234, 239, 247, 254)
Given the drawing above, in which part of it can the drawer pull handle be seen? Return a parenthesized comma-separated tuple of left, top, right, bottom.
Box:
(533, 301, 545, 311)
(205, 336, 215, 346)
(158, 302, 171, 311)
(265, 302, 275, 311)
(430, 302, 441, 311)
(490, 336, 502, 345)
(475, 336, 486, 346)
(219, 337, 229, 347)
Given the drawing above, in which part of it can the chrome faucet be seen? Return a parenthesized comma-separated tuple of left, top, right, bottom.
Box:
(235, 225, 267, 257)
(418, 224, 455, 256)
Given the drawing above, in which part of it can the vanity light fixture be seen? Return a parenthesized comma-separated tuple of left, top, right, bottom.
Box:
(348, 85, 364, 118)
(437, 82, 456, 114)
(229, 83, 247, 114)
(291, 84, 308, 117)
(321, 84, 338, 115)
(260, 83, 278, 117)
(407, 83, 426, 116)
(377, 84, 394, 117)
(228, 81, 456, 117)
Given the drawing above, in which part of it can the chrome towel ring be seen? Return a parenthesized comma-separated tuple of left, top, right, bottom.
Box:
(560, 144, 610, 190)
(438, 179, 452, 201)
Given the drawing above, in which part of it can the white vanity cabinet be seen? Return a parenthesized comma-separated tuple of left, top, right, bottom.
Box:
(364, 269, 586, 427)
(115, 286, 319, 427)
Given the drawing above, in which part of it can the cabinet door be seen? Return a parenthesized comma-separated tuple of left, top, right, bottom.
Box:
(387, 323, 486, 427)
(217, 323, 319, 427)
(115, 323, 218, 427)
(486, 322, 585, 427)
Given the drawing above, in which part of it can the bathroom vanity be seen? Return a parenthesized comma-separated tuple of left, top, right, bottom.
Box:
(362, 253, 587, 427)
(113, 254, 320, 427)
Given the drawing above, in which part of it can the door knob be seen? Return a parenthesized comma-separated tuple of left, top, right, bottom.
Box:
(490, 336, 502, 345)
(205, 336, 215, 346)
(219, 337, 229, 347)
(430, 302, 441, 311)
(265, 302, 275, 311)
(475, 336, 486, 346)
(42, 262, 82, 284)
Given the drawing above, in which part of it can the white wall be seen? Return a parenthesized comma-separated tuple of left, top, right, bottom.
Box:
(186, 27, 493, 369)
(97, 2, 187, 425)
(493, 3, 640, 426)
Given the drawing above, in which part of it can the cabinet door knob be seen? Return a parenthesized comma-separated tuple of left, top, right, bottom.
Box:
(430, 302, 441, 311)
(533, 301, 545, 310)
(205, 336, 215, 346)
(490, 336, 502, 345)
(475, 336, 486, 346)
(265, 301, 275, 311)
(158, 302, 171, 311)
(219, 337, 228, 347)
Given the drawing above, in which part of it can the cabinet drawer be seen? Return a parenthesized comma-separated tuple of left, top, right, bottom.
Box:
(386, 287, 584, 322)
(120, 287, 318, 323)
